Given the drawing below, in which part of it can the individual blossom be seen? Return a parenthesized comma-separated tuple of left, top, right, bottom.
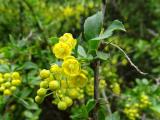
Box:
(59, 33, 77, 49)
(69, 73, 88, 88)
(50, 64, 62, 74)
(99, 79, 107, 90)
(52, 42, 72, 59)
(62, 58, 80, 76)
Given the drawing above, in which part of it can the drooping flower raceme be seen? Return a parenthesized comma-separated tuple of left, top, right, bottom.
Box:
(35, 33, 106, 111)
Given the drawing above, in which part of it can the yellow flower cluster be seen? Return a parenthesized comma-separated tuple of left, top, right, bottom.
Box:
(35, 66, 88, 110)
(124, 104, 140, 120)
(63, 5, 85, 18)
(52, 33, 76, 59)
(124, 94, 151, 120)
(35, 33, 108, 110)
(0, 72, 21, 96)
(139, 94, 151, 108)
(35, 33, 89, 110)
(111, 83, 121, 95)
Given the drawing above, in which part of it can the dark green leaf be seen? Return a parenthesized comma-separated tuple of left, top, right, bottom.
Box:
(84, 11, 103, 40)
(88, 39, 100, 53)
(98, 108, 106, 120)
(20, 88, 32, 99)
(70, 105, 88, 120)
(86, 99, 96, 112)
(92, 20, 126, 40)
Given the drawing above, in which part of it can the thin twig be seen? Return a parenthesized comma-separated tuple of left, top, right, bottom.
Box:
(102, 90, 112, 119)
(147, 28, 158, 37)
(25, 31, 33, 40)
(110, 42, 147, 75)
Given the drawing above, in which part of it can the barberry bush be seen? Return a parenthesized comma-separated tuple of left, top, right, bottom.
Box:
(0, 0, 160, 120)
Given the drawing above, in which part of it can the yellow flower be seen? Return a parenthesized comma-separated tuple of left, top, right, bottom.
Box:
(11, 72, 20, 79)
(62, 58, 80, 76)
(68, 88, 79, 99)
(99, 79, 107, 90)
(70, 73, 88, 88)
(50, 64, 62, 74)
(59, 33, 77, 49)
(86, 84, 94, 96)
(52, 42, 72, 59)
(63, 6, 74, 17)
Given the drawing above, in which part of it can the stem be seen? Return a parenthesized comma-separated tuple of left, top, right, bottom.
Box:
(92, 60, 100, 120)
(92, 1, 107, 120)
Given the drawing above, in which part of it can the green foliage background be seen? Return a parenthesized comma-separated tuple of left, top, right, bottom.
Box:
(0, 0, 160, 120)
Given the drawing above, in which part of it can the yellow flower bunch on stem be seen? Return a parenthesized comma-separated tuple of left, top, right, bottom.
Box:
(0, 72, 21, 96)
(35, 33, 107, 111)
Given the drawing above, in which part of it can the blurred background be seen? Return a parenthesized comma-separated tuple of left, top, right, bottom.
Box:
(0, 0, 160, 120)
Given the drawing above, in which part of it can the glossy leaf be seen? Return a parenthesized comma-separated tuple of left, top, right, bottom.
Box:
(86, 99, 96, 112)
(92, 20, 126, 40)
(84, 11, 103, 40)
(78, 45, 87, 57)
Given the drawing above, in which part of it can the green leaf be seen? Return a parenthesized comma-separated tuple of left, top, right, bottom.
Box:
(86, 99, 96, 112)
(78, 45, 87, 57)
(151, 105, 160, 113)
(70, 105, 88, 120)
(20, 88, 32, 99)
(92, 20, 126, 40)
(21, 62, 38, 70)
(98, 108, 106, 120)
(105, 112, 120, 120)
(23, 110, 33, 118)
(96, 51, 109, 60)
(150, 105, 160, 118)
(0, 64, 10, 72)
(84, 11, 103, 40)
(88, 39, 100, 53)
(48, 37, 59, 45)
